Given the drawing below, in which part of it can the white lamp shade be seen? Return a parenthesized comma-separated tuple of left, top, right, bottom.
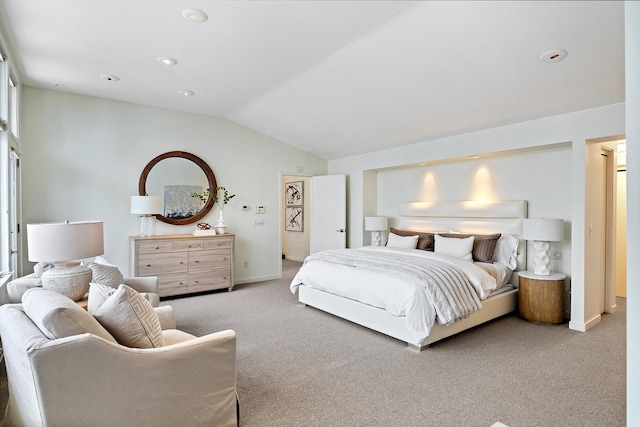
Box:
(131, 195, 162, 215)
(522, 218, 564, 241)
(27, 221, 104, 262)
(364, 216, 389, 231)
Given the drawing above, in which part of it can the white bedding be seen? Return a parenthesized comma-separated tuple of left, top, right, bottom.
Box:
(290, 246, 500, 343)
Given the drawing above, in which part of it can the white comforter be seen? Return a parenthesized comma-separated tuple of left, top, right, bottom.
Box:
(290, 247, 499, 342)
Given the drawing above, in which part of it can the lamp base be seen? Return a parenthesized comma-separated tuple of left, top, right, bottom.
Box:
(532, 240, 551, 275)
(41, 261, 92, 301)
(370, 231, 382, 247)
(138, 215, 156, 237)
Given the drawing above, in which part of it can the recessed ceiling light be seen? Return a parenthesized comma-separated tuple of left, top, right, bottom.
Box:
(157, 56, 177, 66)
(99, 74, 120, 82)
(539, 49, 567, 64)
(178, 90, 194, 96)
(52, 82, 65, 87)
(182, 8, 208, 23)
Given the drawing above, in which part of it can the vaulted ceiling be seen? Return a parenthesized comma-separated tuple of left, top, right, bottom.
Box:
(0, 1, 625, 160)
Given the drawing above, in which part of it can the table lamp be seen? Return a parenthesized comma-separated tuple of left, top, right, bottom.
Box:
(364, 216, 389, 246)
(27, 221, 104, 301)
(522, 218, 564, 275)
(131, 195, 162, 236)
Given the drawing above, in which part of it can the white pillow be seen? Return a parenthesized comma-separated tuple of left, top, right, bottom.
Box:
(84, 256, 124, 288)
(22, 287, 116, 343)
(434, 234, 474, 261)
(87, 282, 116, 315)
(493, 234, 519, 269)
(386, 233, 419, 249)
(93, 284, 164, 348)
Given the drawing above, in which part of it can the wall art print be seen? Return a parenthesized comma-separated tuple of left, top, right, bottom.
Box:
(164, 185, 202, 220)
(285, 206, 303, 232)
(285, 181, 303, 206)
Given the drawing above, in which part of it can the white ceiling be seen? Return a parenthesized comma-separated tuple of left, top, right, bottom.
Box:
(0, 1, 625, 160)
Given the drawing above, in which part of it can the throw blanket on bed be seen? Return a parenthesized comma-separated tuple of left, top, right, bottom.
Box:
(304, 249, 482, 326)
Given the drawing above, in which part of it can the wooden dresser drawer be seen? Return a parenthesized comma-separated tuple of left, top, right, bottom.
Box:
(173, 239, 204, 252)
(138, 253, 188, 276)
(138, 241, 173, 255)
(204, 238, 233, 250)
(157, 273, 189, 297)
(189, 249, 232, 271)
(188, 269, 232, 293)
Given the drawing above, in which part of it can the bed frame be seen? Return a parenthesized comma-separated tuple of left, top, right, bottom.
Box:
(298, 200, 528, 351)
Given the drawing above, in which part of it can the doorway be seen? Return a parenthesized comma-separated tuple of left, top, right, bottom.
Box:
(281, 174, 311, 262)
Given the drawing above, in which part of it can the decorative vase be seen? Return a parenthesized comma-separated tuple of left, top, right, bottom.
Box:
(215, 208, 227, 234)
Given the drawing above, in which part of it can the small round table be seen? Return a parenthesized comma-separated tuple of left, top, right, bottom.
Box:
(518, 271, 566, 324)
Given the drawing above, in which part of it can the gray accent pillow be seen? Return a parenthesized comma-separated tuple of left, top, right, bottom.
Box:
(83, 256, 124, 288)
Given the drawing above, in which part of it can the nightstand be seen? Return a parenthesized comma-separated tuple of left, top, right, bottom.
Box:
(518, 271, 566, 324)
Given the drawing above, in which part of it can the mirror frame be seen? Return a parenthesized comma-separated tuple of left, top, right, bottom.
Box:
(138, 151, 217, 226)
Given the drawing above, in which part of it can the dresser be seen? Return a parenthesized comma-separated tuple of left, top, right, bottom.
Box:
(130, 234, 235, 297)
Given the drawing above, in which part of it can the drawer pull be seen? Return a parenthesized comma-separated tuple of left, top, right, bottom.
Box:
(179, 261, 184, 264)
(146, 264, 151, 267)
(194, 260, 199, 263)
(155, 246, 159, 250)
(224, 257, 228, 261)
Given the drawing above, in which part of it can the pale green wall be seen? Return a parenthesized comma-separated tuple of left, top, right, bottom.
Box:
(19, 87, 327, 282)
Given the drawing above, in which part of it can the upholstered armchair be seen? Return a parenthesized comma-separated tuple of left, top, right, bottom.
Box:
(0, 288, 238, 427)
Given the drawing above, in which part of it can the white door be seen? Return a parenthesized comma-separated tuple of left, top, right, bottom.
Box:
(310, 174, 346, 253)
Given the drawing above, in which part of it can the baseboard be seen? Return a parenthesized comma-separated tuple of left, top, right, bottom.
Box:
(569, 313, 602, 332)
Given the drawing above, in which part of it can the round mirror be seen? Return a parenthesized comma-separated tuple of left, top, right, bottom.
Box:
(139, 151, 217, 225)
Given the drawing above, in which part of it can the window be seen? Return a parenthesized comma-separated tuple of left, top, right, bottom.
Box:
(8, 72, 17, 139)
(0, 39, 21, 281)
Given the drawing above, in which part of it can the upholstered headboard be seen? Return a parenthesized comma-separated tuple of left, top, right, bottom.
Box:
(394, 200, 527, 274)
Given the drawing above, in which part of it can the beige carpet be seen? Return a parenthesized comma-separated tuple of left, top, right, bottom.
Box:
(165, 260, 626, 427)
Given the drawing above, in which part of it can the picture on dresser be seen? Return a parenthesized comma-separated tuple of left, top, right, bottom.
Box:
(163, 185, 202, 220)
(285, 206, 303, 232)
(284, 181, 303, 206)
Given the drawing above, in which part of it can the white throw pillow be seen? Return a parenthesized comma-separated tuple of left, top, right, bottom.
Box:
(434, 235, 474, 261)
(93, 284, 164, 348)
(493, 234, 519, 269)
(386, 233, 419, 249)
(22, 287, 116, 343)
(84, 256, 124, 288)
(87, 282, 117, 315)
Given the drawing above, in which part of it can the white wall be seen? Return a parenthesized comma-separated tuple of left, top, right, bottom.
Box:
(19, 87, 327, 282)
(625, 1, 639, 423)
(328, 103, 625, 333)
(375, 146, 572, 276)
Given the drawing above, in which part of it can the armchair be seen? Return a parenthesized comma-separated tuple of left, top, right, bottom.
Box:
(0, 292, 238, 426)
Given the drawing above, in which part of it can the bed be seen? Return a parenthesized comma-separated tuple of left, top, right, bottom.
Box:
(290, 200, 527, 351)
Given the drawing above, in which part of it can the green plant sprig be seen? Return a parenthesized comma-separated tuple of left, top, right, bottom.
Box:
(191, 186, 235, 209)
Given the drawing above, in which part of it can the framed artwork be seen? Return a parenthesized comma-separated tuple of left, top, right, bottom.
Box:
(285, 206, 303, 232)
(285, 181, 303, 206)
(163, 185, 202, 220)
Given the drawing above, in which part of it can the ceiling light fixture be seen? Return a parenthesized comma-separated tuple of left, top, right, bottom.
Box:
(52, 82, 65, 87)
(182, 8, 208, 23)
(178, 90, 194, 96)
(156, 56, 177, 66)
(539, 49, 568, 64)
(99, 74, 120, 82)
